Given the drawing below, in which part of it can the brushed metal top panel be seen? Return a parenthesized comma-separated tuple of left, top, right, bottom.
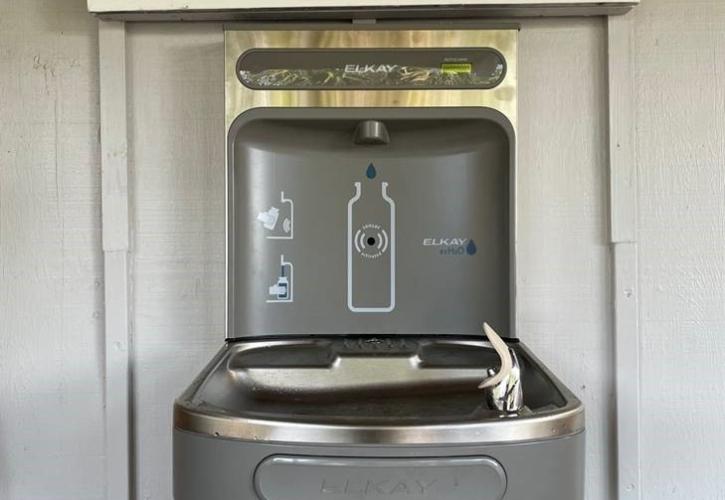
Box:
(225, 29, 518, 132)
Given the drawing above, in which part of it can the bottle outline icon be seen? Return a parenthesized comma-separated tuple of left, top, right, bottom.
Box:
(347, 180, 396, 313)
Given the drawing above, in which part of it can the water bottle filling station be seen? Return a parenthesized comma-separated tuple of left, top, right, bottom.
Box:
(174, 27, 585, 500)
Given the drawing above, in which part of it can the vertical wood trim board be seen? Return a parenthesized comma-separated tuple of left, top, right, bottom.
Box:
(99, 20, 132, 500)
(612, 242, 640, 500)
(607, 13, 641, 500)
(608, 13, 637, 244)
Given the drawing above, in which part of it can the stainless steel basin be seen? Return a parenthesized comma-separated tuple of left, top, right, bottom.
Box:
(175, 337, 583, 445)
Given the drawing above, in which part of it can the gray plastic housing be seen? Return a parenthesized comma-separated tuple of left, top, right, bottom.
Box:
(174, 429, 584, 500)
(173, 338, 585, 499)
(228, 107, 515, 338)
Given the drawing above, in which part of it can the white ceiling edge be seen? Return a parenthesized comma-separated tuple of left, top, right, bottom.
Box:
(88, 0, 639, 19)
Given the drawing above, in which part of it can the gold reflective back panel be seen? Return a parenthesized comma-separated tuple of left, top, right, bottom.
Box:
(225, 29, 517, 132)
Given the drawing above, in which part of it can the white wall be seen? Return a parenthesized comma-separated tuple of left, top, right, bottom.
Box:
(126, 22, 226, 499)
(1, 1, 724, 499)
(635, 0, 725, 496)
(519, 18, 613, 499)
(0, 1, 105, 499)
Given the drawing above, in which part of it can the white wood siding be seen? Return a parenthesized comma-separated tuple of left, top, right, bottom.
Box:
(0, 1, 105, 499)
(2, 1, 725, 499)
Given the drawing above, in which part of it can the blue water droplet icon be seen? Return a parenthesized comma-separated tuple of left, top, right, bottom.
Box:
(366, 163, 377, 179)
(466, 240, 477, 255)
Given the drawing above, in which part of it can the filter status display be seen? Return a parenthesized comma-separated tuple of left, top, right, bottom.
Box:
(441, 63, 473, 75)
(237, 48, 505, 90)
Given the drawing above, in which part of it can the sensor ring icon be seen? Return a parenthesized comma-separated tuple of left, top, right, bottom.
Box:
(354, 224, 389, 259)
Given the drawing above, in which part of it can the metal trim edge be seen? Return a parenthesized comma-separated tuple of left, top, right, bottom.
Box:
(173, 400, 584, 445)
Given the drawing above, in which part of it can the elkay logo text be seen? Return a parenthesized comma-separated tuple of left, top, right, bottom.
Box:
(344, 64, 402, 74)
(423, 238, 478, 256)
(321, 477, 445, 496)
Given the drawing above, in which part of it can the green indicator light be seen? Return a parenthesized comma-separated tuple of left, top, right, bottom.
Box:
(441, 63, 473, 74)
